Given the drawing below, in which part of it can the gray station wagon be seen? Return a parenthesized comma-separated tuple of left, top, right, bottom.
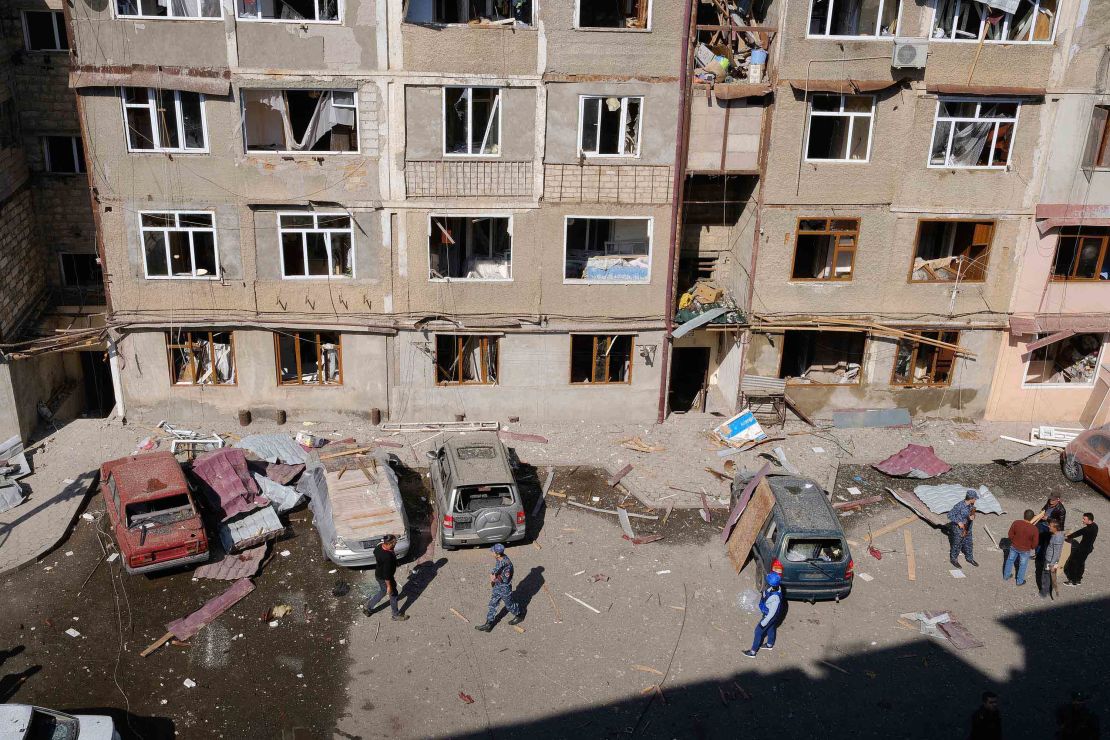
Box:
(427, 433, 526, 550)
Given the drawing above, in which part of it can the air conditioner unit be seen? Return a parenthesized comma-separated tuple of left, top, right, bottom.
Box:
(891, 39, 928, 69)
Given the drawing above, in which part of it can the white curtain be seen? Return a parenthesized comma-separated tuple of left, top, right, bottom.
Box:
(949, 122, 992, 166)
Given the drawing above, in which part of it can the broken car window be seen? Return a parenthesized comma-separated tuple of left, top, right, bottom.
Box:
(142, 211, 219, 279)
(791, 218, 858, 280)
(279, 212, 353, 278)
(891, 331, 959, 386)
(116, 0, 220, 18)
(27, 709, 80, 740)
(435, 335, 499, 384)
(444, 87, 501, 156)
(276, 331, 342, 385)
(125, 493, 195, 528)
(805, 94, 873, 162)
(1025, 333, 1104, 386)
(808, 0, 900, 36)
(429, 216, 511, 280)
(579, 96, 642, 157)
(911, 220, 993, 281)
(933, 0, 1056, 42)
(166, 330, 236, 385)
(123, 87, 207, 152)
(237, 0, 338, 21)
(455, 485, 514, 512)
(23, 11, 69, 50)
(570, 334, 633, 384)
(930, 98, 1018, 168)
(1051, 229, 1110, 281)
(243, 89, 357, 152)
(564, 217, 651, 282)
(577, 0, 648, 28)
(780, 330, 865, 385)
(784, 538, 845, 562)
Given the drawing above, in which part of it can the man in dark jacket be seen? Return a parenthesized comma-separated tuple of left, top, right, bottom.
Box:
(969, 691, 1002, 740)
(1057, 691, 1100, 739)
(363, 534, 409, 621)
(1064, 513, 1098, 586)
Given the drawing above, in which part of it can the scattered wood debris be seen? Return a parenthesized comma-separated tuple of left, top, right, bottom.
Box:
(621, 436, 665, 453)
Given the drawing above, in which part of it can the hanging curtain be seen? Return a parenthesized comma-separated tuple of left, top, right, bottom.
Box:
(949, 121, 992, 166)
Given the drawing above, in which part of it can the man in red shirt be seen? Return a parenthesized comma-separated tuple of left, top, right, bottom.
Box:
(1004, 509, 1039, 586)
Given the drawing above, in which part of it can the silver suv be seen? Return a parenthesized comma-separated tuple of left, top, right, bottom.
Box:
(427, 433, 526, 550)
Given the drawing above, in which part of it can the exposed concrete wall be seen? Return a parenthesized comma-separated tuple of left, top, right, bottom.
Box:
(401, 25, 538, 76)
(0, 351, 78, 442)
(544, 81, 678, 165)
(404, 84, 536, 161)
(541, 0, 682, 77)
(0, 188, 45, 339)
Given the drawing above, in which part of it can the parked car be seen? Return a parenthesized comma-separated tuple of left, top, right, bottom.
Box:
(1061, 425, 1110, 497)
(734, 473, 854, 602)
(0, 704, 120, 740)
(427, 432, 526, 550)
(99, 451, 209, 575)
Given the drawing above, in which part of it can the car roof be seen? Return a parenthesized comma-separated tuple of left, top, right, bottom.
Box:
(0, 704, 33, 738)
(103, 452, 189, 504)
(765, 475, 843, 534)
(442, 432, 515, 488)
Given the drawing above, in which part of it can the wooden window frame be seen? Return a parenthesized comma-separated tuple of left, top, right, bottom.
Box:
(165, 330, 237, 387)
(569, 334, 635, 385)
(274, 331, 344, 386)
(789, 217, 860, 282)
(889, 330, 960, 387)
(1049, 231, 1110, 282)
(908, 219, 994, 283)
(777, 329, 867, 387)
(434, 335, 500, 386)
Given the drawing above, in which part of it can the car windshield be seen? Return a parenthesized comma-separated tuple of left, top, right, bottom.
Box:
(454, 485, 514, 512)
(125, 493, 194, 528)
(27, 710, 79, 740)
(784, 538, 844, 562)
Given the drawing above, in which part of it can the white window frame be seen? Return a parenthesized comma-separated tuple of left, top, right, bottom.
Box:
(803, 94, 876, 163)
(140, 211, 220, 280)
(114, 0, 222, 19)
(235, 0, 342, 23)
(562, 215, 653, 285)
(927, 97, 1019, 170)
(577, 95, 645, 158)
(931, 0, 1057, 44)
(42, 136, 85, 174)
(427, 213, 514, 282)
(121, 88, 209, 153)
(573, 0, 653, 31)
(21, 10, 68, 51)
(442, 87, 502, 158)
(1021, 333, 1107, 389)
(278, 212, 355, 280)
(806, 0, 903, 38)
(241, 89, 359, 155)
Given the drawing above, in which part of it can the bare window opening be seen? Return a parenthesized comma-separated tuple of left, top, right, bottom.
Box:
(276, 331, 342, 385)
(123, 87, 206, 152)
(911, 220, 993, 282)
(570, 334, 633, 384)
(42, 136, 85, 174)
(683, 175, 753, 226)
(564, 217, 651, 282)
(808, 0, 899, 36)
(435, 335, 499, 385)
(785, 537, 845, 562)
(929, 99, 1017, 169)
(1051, 230, 1110, 281)
(805, 94, 874, 162)
(116, 0, 220, 17)
(237, 0, 338, 21)
(279, 213, 353, 278)
(59, 253, 103, 288)
(444, 87, 501, 156)
(142, 212, 219, 279)
(579, 96, 642, 157)
(23, 11, 69, 50)
(243, 89, 357, 153)
(455, 485, 514, 512)
(1082, 106, 1110, 171)
(891, 331, 959, 387)
(429, 216, 511, 280)
(779, 330, 865, 385)
(791, 218, 858, 280)
(166, 330, 236, 386)
(933, 0, 1056, 42)
(1025, 333, 1104, 386)
(577, 0, 649, 28)
(126, 494, 194, 529)
(405, 0, 532, 24)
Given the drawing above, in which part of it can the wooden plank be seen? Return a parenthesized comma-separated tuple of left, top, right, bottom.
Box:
(722, 462, 770, 543)
(904, 529, 916, 582)
(727, 481, 775, 573)
(1021, 329, 1075, 357)
(320, 445, 376, 461)
(565, 500, 658, 520)
(140, 631, 174, 657)
(608, 464, 633, 487)
(783, 394, 816, 426)
(833, 495, 884, 510)
(865, 515, 918, 544)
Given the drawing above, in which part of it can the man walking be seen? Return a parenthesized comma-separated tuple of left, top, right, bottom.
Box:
(363, 534, 409, 621)
(948, 490, 979, 569)
(1041, 520, 1065, 599)
(1064, 513, 1098, 587)
(475, 543, 523, 632)
(743, 573, 783, 658)
(1004, 509, 1039, 586)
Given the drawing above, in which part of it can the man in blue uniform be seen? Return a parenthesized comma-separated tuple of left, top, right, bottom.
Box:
(948, 490, 979, 569)
(475, 543, 523, 632)
(743, 572, 783, 658)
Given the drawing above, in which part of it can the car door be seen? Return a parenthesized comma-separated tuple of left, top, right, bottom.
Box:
(1086, 434, 1110, 494)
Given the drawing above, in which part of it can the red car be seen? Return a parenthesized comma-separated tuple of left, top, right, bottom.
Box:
(100, 452, 209, 574)
(1061, 426, 1110, 498)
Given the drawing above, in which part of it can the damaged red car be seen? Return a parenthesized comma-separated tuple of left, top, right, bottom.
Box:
(100, 451, 209, 574)
(1061, 426, 1110, 498)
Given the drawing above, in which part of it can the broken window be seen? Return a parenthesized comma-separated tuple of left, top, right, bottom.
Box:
(1051, 230, 1110, 281)
(444, 88, 501, 156)
(580, 96, 642, 157)
(279, 213, 353, 278)
(808, 0, 900, 36)
(166, 330, 236, 386)
(59, 253, 103, 288)
(911, 220, 993, 282)
(243, 89, 357, 153)
(577, 0, 649, 28)
(237, 0, 338, 21)
(122, 87, 207, 152)
(116, 0, 220, 18)
(779, 330, 865, 385)
(570, 334, 633, 384)
(933, 0, 1056, 42)
(275, 331, 342, 385)
(784, 537, 845, 562)
(891, 331, 959, 386)
(1024, 333, 1104, 386)
(1081, 106, 1110, 171)
(42, 136, 85, 174)
(428, 216, 511, 280)
(435, 335, 499, 385)
(929, 98, 1017, 169)
(455, 485, 514, 512)
(564, 217, 651, 282)
(142, 212, 219, 279)
(791, 218, 859, 281)
(406, 0, 533, 25)
(126, 494, 195, 528)
(23, 11, 69, 50)
(805, 94, 874, 162)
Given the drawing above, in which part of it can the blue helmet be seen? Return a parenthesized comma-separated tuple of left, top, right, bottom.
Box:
(491, 543, 506, 555)
(765, 572, 782, 587)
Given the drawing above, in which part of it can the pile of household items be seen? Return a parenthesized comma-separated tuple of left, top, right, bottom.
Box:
(693, 0, 770, 85)
(675, 280, 744, 328)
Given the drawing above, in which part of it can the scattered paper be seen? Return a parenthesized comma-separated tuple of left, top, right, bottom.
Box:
(183, 679, 197, 689)
(847, 487, 862, 496)
(656, 570, 671, 575)
(950, 569, 966, 579)
(81, 513, 95, 521)
(328, 569, 337, 574)
(107, 553, 119, 563)
(857, 573, 874, 582)
(812, 447, 825, 454)
(573, 570, 586, 576)
(280, 550, 291, 557)
(65, 551, 73, 557)
(65, 628, 81, 638)
(269, 620, 279, 627)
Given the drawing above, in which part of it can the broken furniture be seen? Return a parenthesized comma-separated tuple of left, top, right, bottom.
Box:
(738, 375, 787, 427)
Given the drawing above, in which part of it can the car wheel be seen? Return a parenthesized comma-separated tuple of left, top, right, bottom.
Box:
(1062, 455, 1085, 483)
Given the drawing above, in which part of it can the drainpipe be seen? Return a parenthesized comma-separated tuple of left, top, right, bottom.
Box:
(107, 335, 126, 421)
(656, 0, 696, 424)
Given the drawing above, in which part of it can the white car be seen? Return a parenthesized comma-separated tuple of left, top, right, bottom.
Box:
(0, 705, 120, 740)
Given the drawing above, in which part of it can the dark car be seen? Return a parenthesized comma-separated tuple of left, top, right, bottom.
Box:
(735, 474, 854, 602)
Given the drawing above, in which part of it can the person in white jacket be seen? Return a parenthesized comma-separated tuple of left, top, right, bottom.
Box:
(743, 573, 783, 658)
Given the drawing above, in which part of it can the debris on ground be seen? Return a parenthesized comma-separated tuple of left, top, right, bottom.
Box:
(608, 464, 633, 487)
(565, 593, 601, 614)
(145, 577, 255, 656)
(64, 628, 80, 638)
(632, 664, 664, 677)
(900, 611, 983, 650)
(193, 544, 267, 581)
(832, 495, 884, 511)
(0, 434, 31, 512)
(267, 604, 292, 620)
(886, 487, 947, 527)
(183, 679, 197, 689)
(713, 409, 766, 446)
(332, 581, 351, 597)
(912, 484, 1003, 515)
(449, 608, 470, 623)
(191, 448, 270, 521)
(218, 506, 285, 553)
(458, 692, 474, 704)
(621, 436, 665, 453)
(873, 444, 951, 479)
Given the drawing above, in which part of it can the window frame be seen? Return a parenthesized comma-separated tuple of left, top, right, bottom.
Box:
(569, 334, 635, 385)
(789, 217, 860, 282)
(427, 213, 513, 282)
(21, 10, 69, 51)
(889, 330, 960, 387)
(562, 215, 653, 285)
(930, 0, 1057, 44)
(114, 0, 222, 20)
(274, 331, 344, 386)
(806, 0, 903, 39)
(442, 87, 502, 158)
(778, 329, 867, 386)
(908, 219, 995, 283)
(928, 97, 1019, 170)
(1022, 333, 1107, 389)
(573, 0, 652, 30)
(121, 87, 209, 153)
(236, 0, 342, 23)
(41, 136, 86, 174)
(577, 95, 645, 159)
(140, 210, 220, 280)
(165, 330, 237, 387)
(803, 94, 876, 164)
(277, 211, 355, 280)
(1050, 230, 1110, 282)
(57, 252, 103, 289)
(241, 88, 359, 155)
(434, 334, 501, 385)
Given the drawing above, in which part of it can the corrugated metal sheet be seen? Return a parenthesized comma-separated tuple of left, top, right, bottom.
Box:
(193, 544, 266, 581)
(192, 448, 268, 521)
(236, 434, 309, 465)
(873, 444, 951, 479)
(253, 473, 302, 512)
(912, 484, 1004, 515)
(167, 578, 255, 641)
(218, 507, 284, 552)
